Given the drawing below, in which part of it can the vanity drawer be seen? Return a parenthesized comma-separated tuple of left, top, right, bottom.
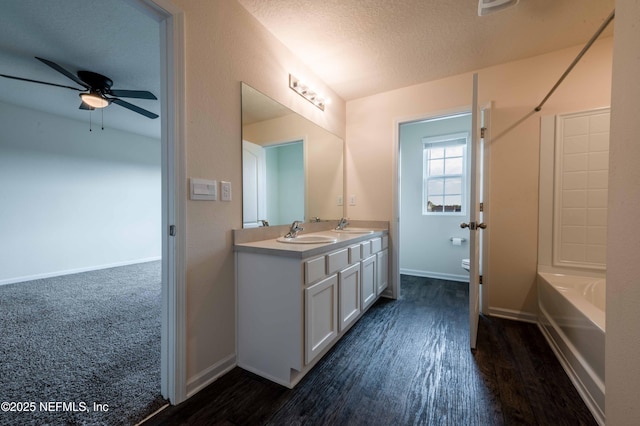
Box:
(348, 244, 361, 264)
(371, 237, 382, 254)
(326, 248, 349, 275)
(382, 235, 388, 250)
(305, 256, 327, 284)
(361, 241, 372, 258)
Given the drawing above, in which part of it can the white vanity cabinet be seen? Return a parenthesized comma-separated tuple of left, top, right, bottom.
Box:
(235, 231, 389, 388)
(377, 248, 389, 295)
(361, 254, 377, 310)
(338, 262, 361, 332)
(305, 274, 338, 364)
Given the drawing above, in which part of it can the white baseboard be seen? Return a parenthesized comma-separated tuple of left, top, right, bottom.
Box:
(400, 268, 469, 283)
(186, 354, 236, 399)
(488, 307, 538, 323)
(0, 256, 162, 286)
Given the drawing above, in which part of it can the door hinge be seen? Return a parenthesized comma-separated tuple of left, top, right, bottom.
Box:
(169, 225, 176, 236)
(479, 202, 484, 212)
(480, 127, 487, 138)
(479, 275, 483, 285)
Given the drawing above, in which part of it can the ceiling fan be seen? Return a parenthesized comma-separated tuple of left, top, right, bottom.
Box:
(0, 57, 158, 119)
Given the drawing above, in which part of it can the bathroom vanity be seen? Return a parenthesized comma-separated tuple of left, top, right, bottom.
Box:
(234, 227, 389, 388)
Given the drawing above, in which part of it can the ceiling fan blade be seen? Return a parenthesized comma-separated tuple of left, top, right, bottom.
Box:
(111, 98, 159, 119)
(35, 57, 90, 89)
(109, 89, 157, 100)
(0, 73, 82, 91)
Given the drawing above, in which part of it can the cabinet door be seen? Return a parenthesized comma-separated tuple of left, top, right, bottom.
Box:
(305, 274, 338, 364)
(376, 248, 389, 295)
(361, 255, 377, 310)
(338, 263, 361, 332)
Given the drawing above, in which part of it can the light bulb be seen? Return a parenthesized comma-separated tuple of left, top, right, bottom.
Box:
(80, 93, 109, 109)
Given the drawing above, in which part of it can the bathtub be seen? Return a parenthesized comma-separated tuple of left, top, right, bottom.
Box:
(537, 272, 605, 425)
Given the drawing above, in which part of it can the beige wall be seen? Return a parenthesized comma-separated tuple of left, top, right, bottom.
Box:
(169, 0, 345, 390)
(168, 1, 640, 418)
(346, 37, 613, 317)
(607, 0, 640, 422)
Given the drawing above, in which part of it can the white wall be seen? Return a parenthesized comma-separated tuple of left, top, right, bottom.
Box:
(399, 114, 471, 281)
(606, 0, 640, 423)
(0, 101, 161, 285)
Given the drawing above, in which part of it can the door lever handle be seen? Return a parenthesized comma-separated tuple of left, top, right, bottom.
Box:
(460, 222, 487, 230)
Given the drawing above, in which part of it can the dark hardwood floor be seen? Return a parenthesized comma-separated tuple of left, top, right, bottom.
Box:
(145, 275, 596, 426)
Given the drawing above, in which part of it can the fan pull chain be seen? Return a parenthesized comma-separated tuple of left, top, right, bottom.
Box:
(87, 109, 105, 132)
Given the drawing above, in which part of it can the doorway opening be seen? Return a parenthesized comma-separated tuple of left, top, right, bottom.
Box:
(0, 0, 185, 421)
(398, 112, 473, 284)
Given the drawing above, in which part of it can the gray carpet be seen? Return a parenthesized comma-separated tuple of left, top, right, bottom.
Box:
(0, 261, 167, 426)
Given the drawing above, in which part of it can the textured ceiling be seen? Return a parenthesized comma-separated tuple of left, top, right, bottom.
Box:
(0, 0, 160, 138)
(237, 0, 615, 101)
(0, 0, 616, 134)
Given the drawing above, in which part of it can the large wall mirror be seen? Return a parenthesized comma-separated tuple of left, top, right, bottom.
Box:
(241, 83, 344, 228)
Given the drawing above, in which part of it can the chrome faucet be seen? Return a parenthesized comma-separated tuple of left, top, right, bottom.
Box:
(285, 220, 304, 238)
(336, 217, 349, 230)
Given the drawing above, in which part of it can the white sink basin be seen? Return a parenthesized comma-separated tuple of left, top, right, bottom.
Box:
(332, 227, 374, 234)
(276, 234, 338, 244)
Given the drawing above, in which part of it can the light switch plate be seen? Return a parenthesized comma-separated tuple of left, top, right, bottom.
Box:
(221, 181, 232, 201)
(190, 178, 217, 201)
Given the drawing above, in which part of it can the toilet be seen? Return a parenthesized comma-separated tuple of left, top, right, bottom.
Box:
(461, 258, 470, 272)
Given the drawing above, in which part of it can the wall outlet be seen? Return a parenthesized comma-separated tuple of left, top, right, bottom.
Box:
(349, 195, 356, 206)
(221, 181, 232, 201)
(337, 196, 343, 206)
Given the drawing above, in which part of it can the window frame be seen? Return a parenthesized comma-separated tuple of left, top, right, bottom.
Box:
(422, 132, 469, 216)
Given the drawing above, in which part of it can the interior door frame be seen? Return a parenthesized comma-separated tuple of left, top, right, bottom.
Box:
(392, 105, 474, 299)
(127, 0, 187, 404)
(392, 104, 491, 313)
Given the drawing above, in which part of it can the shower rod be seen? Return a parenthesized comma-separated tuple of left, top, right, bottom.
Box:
(534, 9, 615, 113)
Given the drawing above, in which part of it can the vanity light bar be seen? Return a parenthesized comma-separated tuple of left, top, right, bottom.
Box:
(289, 74, 327, 111)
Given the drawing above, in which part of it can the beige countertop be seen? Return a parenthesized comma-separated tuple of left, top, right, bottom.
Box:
(234, 228, 388, 259)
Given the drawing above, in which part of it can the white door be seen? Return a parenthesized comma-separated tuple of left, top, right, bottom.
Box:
(462, 73, 486, 350)
(242, 140, 266, 228)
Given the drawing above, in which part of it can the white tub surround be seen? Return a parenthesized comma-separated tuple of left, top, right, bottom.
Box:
(537, 108, 610, 425)
(537, 272, 605, 425)
(234, 224, 389, 388)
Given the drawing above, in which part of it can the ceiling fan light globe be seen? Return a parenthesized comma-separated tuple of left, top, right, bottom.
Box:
(80, 93, 109, 108)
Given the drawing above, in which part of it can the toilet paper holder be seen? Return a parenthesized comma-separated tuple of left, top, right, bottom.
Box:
(450, 237, 467, 242)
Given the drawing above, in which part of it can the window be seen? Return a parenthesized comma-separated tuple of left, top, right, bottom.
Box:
(423, 133, 468, 214)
